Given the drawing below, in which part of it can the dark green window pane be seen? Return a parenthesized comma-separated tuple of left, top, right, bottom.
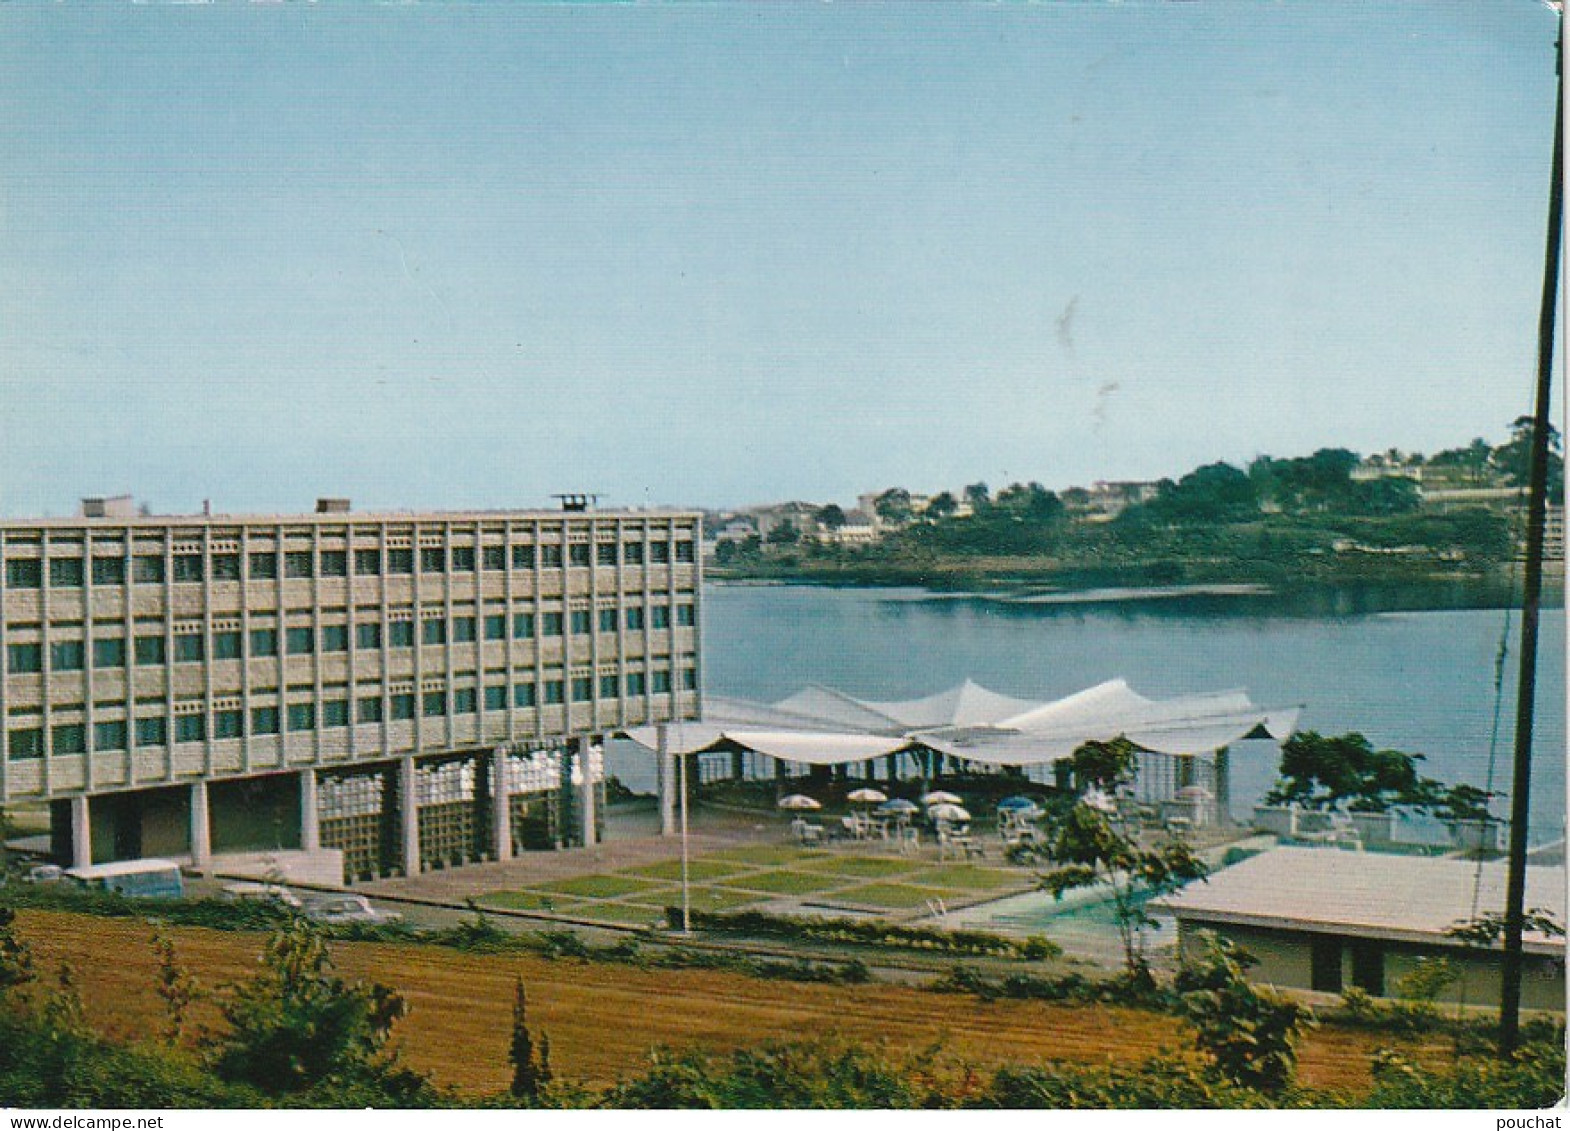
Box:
(136, 717, 167, 746)
(357, 622, 382, 649)
(251, 706, 280, 735)
(93, 720, 127, 752)
(249, 552, 278, 580)
(452, 617, 476, 643)
(133, 556, 164, 584)
(390, 694, 415, 721)
(175, 715, 205, 744)
(285, 552, 313, 579)
(7, 642, 41, 673)
(422, 620, 445, 646)
(484, 614, 506, 640)
(287, 703, 315, 732)
(211, 554, 240, 581)
(91, 557, 126, 586)
(173, 634, 204, 663)
(250, 628, 278, 657)
(50, 559, 84, 588)
(6, 728, 43, 760)
(485, 685, 506, 711)
(5, 560, 41, 588)
(319, 550, 347, 577)
(172, 554, 203, 582)
(51, 723, 85, 755)
(50, 641, 85, 671)
(214, 710, 243, 740)
(388, 621, 414, 647)
(93, 638, 125, 669)
(286, 627, 314, 654)
(453, 688, 476, 714)
(135, 636, 166, 665)
(322, 700, 349, 728)
(320, 625, 348, 652)
(213, 631, 242, 661)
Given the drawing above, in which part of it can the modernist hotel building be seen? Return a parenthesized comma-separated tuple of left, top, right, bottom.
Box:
(0, 496, 702, 881)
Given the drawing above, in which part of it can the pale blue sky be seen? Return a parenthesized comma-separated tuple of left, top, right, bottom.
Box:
(0, 1, 1559, 515)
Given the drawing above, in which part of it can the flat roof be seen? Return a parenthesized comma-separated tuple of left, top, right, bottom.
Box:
(0, 508, 700, 529)
(65, 858, 183, 879)
(1156, 847, 1567, 956)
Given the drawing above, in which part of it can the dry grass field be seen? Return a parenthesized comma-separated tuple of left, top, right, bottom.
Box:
(16, 909, 1444, 1098)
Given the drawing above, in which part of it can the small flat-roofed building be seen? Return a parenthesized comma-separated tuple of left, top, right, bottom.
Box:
(1, 500, 703, 881)
(1157, 848, 1566, 1011)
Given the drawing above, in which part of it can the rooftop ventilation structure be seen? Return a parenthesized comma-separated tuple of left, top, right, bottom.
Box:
(552, 493, 599, 512)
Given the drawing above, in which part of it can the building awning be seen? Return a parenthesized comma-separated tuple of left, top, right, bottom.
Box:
(622, 677, 1298, 768)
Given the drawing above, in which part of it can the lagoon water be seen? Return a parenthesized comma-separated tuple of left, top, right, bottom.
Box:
(687, 583, 1566, 842)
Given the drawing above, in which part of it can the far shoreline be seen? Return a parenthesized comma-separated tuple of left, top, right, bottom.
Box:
(706, 568, 1566, 616)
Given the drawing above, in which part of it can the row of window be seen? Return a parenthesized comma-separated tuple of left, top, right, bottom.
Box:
(4, 540, 697, 589)
(3, 605, 696, 673)
(3, 668, 698, 760)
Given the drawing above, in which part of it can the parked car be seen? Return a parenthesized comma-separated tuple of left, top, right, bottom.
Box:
(220, 882, 302, 910)
(21, 863, 64, 885)
(299, 893, 402, 926)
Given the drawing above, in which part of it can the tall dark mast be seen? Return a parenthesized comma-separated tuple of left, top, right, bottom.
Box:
(1498, 21, 1562, 1058)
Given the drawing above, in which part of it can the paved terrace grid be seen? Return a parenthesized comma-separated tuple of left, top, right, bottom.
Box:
(360, 802, 1047, 925)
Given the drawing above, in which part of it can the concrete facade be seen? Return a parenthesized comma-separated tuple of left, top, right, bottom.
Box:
(2, 504, 702, 877)
(1175, 919, 1566, 1013)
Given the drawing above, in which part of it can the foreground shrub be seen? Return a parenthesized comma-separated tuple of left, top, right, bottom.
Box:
(598, 1040, 979, 1109)
(1365, 1039, 1566, 1109)
(671, 907, 1059, 961)
(983, 1055, 1280, 1109)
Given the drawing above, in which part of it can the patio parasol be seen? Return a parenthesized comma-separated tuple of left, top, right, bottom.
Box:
(927, 803, 971, 824)
(847, 787, 888, 805)
(777, 794, 822, 811)
(875, 798, 920, 815)
(921, 790, 964, 807)
(996, 795, 1042, 812)
(1081, 787, 1117, 814)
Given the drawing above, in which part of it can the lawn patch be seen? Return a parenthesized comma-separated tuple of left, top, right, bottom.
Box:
(530, 874, 672, 900)
(621, 858, 753, 882)
(709, 845, 826, 867)
(799, 855, 922, 880)
(716, 869, 848, 896)
(833, 883, 965, 910)
(628, 886, 761, 915)
(904, 865, 1026, 891)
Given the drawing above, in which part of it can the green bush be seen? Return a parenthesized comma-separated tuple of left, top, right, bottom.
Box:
(669, 907, 1060, 961)
(1365, 1039, 1566, 1109)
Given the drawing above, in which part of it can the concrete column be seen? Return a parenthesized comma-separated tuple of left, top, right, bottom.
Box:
(400, 756, 420, 877)
(70, 794, 91, 869)
(300, 768, 320, 852)
(190, 780, 211, 868)
(657, 725, 676, 837)
(1214, 747, 1232, 824)
(578, 735, 597, 847)
(1176, 755, 1195, 790)
(491, 749, 512, 861)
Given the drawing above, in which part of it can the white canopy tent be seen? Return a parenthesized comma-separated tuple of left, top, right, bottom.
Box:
(622, 678, 1299, 837)
(624, 678, 1298, 765)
